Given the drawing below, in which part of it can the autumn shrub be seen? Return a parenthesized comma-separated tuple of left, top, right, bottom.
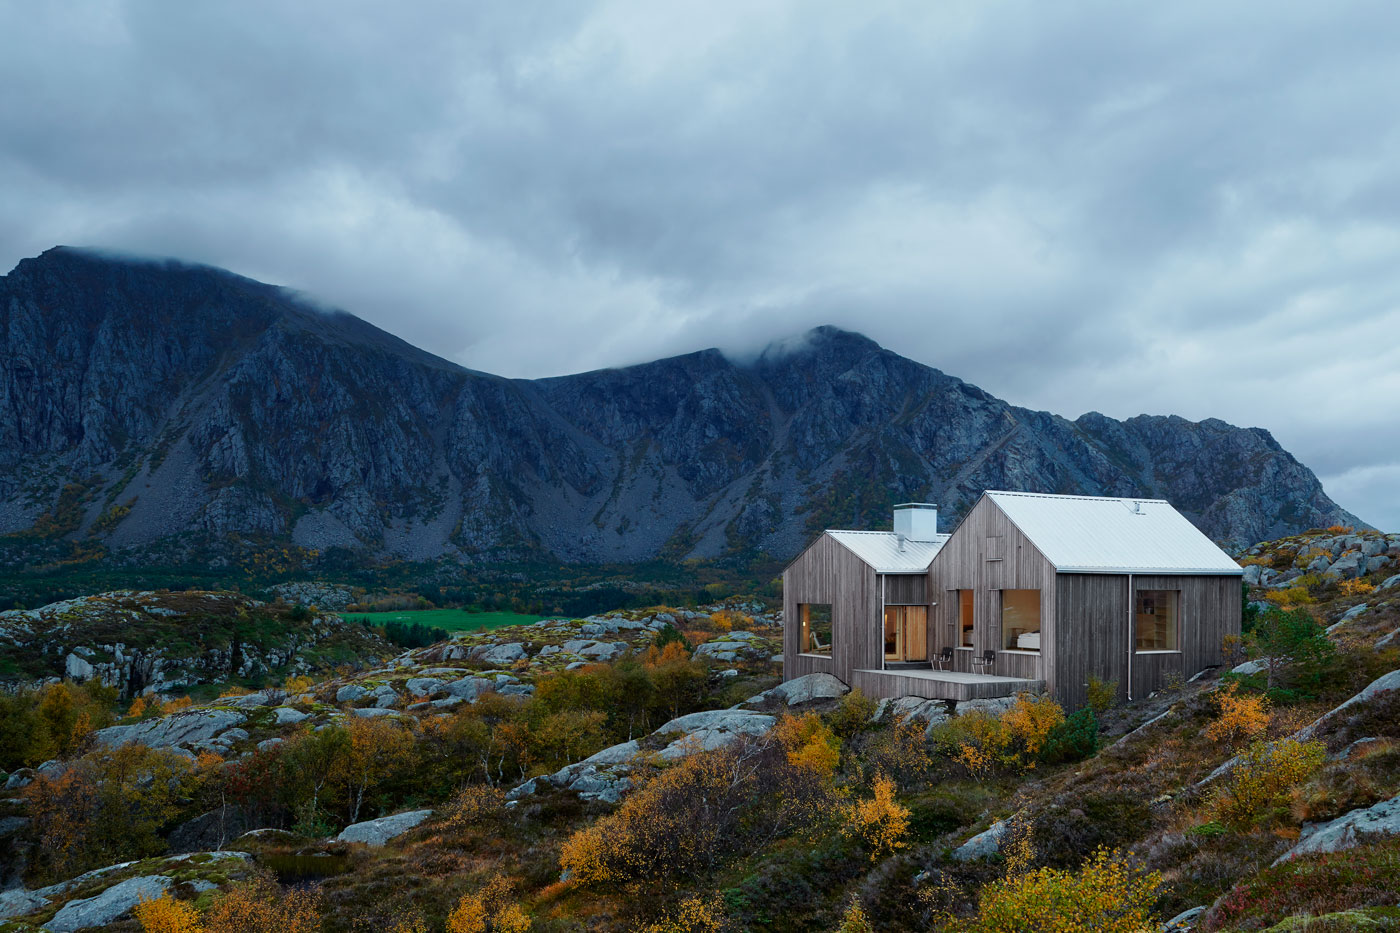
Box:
(135, 893, 204, 933)
(1209, 738, 1327, 829)
(834, 899, 875, 933)
(559, 732, 834, 885)
(864, 712, 934, 784)
(204, 874, 321, 933)
(1272, 586, 1314, 608)
(22, 743, 200, 883)
(1204, 682, 1270, 749)
(1338, 579, 1376, 597)
(636, 896, 726, 933)
(843, 773, 910, 861)
(772, 712, 841, 777)
(940, 694, 1066, 775)
(443, 783, 507, 833)
(1085, 675, 1117, 713)
(445, 875, 531, 933)
(826, 688, 877, 739)
(954, 847, 1161, 933)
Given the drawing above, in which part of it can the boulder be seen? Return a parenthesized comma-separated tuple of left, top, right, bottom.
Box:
(498, 684, 535, 696)
(0, 888, 48, 922)
(47, 875, 172, 931)
(221, 692, 270, 709)
(336, 684, 368, 703)
(1294, 669, 1400, 743)
(655, 709, 776, 759)
(1379, 574, 1400, 592)
(273, 706, 309, 725)
(335, 808, 433, 846)
(351, 707, 396, 718)
(1324, 552, 1362, 580)
(1275, 792, 1400, 863)
(1162, 906, 1207, 931)
(951, 820, 1007, 861)
(446, 676, 495, 700)
(747, 673, 849, 707)
(550, 741, 641, 787)
(872, 696, 952, 731)
(405, 678, 445, 697)
(65, 653, 94, 681)
(470, 643, 528, 664)
(1231, 659, 1269, 676)
(94, 709, 248, 750)
(957, 696, 1020, 717)
(1376, 629, 1399, 651)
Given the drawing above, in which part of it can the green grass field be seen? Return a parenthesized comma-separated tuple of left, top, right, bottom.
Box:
(340, 608, 550, 632)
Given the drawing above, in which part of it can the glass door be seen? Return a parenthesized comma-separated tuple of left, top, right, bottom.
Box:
(883, 606, 928, 661)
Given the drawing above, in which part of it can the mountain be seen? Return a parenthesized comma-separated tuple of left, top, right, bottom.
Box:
(0, 247, 1365, 565)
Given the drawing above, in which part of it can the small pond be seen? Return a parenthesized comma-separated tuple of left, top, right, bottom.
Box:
(260, 852, 351, 883)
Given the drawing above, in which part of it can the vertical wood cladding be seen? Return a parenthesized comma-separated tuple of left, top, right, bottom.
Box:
(883, 574, 926, 605)
(1054, 572, 1241, 709)
(927, 497, 1055, 685)
(783, 533, 879, 681)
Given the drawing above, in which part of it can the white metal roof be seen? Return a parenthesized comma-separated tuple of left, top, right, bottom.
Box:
(985, 491, 1243, 575)
(827, 530, 950, 573)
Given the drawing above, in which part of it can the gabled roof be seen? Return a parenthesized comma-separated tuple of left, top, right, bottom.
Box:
(984, 491, 1243, 575)
(827, 530, 950, 573)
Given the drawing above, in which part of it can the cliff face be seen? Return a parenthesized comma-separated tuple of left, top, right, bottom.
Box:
(0, 247, 1364, 563)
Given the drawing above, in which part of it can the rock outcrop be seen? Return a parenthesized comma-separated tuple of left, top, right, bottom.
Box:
(335, 809, 434, 847)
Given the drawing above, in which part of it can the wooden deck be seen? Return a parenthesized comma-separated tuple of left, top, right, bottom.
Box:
(851, 667, 1046, 702)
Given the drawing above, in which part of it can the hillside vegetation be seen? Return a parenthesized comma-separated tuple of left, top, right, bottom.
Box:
(0, 534, 1397, 931)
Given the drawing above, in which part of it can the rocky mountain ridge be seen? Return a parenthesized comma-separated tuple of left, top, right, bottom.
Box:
(0, 246, 1366, 566)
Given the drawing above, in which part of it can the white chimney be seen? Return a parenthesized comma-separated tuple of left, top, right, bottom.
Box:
(893, 503, 939, 542)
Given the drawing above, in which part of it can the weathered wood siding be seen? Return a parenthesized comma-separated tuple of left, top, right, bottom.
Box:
(883, 574, 926, 605)
(851, 670, 1046, 702)
(1054, 574, 1131, 709)
(927, 497, 1056, 685)
(1132, 573, 1240, 698)
(783, 533, 880, 681)
(1054, 572, 1242, 709)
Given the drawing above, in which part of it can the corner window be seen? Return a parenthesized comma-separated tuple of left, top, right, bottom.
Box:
(1135, 590, 1179, 651)
(800, 603, 833, 655)
(958, 590, 975, 648)
(1001, 589, 1041, 652)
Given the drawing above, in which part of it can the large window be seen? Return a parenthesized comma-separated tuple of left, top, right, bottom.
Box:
(800, 603, 833, 655)
(884, 606, 928, 662)
(1001, 590, 1041, 652)
(1135, 590, 1179, 652)
(958, 590, 975, 648)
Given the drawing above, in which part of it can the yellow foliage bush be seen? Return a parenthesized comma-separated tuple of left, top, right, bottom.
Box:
(949, 693, 1065, 774)
(135, 893, 203, 933)
(443, 783, 507, 832)
(1204, 682, 1270, 749)
(1085, 675, 1117, 713)
(203, 876, 320, 933)
(160, 696, 194, 716)
(1272, 586, 1314, 607)
(833, 899, 874, 933)
(446, 875, 531, 933)
(844, 773, 910, 861)
(772, 712, 841, 777)
(637, 897, 726, 933)
(1339, 579, 1375, 597)
(958, 847, 1161, 933)
(1210, 738, 1327, 829)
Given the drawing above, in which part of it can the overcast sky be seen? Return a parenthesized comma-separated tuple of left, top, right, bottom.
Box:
(2, 1, 1397, 530)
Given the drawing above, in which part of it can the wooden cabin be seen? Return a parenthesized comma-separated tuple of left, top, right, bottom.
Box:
(782, 492, 1243, 708)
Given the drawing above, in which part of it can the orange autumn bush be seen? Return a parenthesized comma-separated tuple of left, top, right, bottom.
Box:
(1204, 682, 1270, 749)
(956, 847, 1161, 933)
(445, 875, 530, 933)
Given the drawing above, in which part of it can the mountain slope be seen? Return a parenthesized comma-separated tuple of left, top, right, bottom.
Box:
(0, 247, 1365, 564)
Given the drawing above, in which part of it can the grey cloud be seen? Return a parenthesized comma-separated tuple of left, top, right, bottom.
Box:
(0, 0, 1397, 528)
